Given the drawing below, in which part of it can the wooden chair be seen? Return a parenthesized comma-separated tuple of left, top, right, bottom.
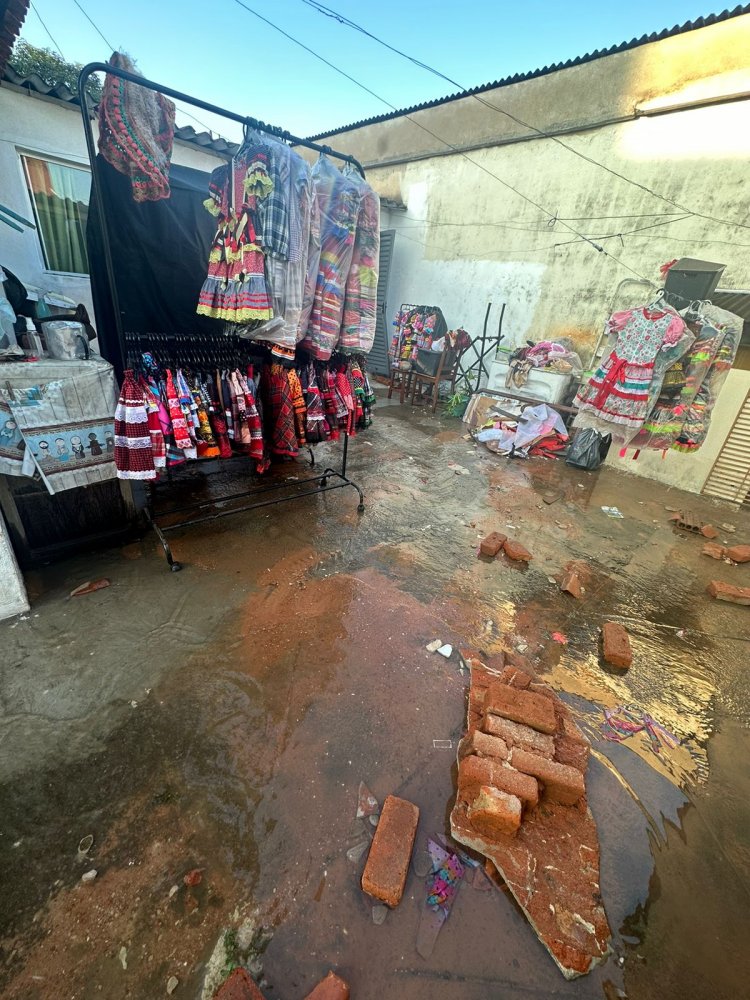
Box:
(386, 361, 414, 404)
(409, 344, 467, 413)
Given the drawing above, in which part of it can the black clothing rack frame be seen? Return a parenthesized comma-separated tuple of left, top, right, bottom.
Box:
(455, 300, 505, 395)
(78, 62, 367, 571)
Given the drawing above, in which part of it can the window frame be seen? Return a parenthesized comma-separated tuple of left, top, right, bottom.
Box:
(19, 150, 92, 278)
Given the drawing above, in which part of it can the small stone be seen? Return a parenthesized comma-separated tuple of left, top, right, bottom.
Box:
(707, 580, 750, 605)
(726, 545, 750, 564)
(371, 905, 388, 925)
(700, 524, 719, 539)
(437, 644, 453, 658)
(119, 947, 128, 971)
(425, 639, 443, 653)
(346, 841, 369, 863)
(560, 570, 582, 599)
(168, 885, 179, 898)
(502, 539, 532, 562)
(412, 850, 433, 877)
(81, 869, 97, 883)
(167, 976, 179, 995)
(304, 971, 350, 1000)
(702, 542, 727, 560)
(479, 532, 507, 557)
(602, 622, 632, 668)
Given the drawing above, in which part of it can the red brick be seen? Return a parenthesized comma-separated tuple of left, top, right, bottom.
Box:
(499, 666, 532, 689)
(502, 539, 533, 562)
(554, 734, 590, 773)
(700, 524, 719, 539)
(483, 713, 555, 757)
(601, 622, 632, 668)
(479, 531, 507, 557)
(559, 570, 582, 599)
(458, 754, 539, 807)
(483, 683, 557, 734)
(459, 729, 510, 761)
(467, 785, 522, 838)
(727, 545, 750, 564)
(702, 542, 727, 560)
(511, 749, 585, 805)
(214, 969, 267, 1000)
(557, 710, 587, 744)
(304, 971, 350, 1000)
(361, 795, 419, 907)
(707, 580, 750, 605)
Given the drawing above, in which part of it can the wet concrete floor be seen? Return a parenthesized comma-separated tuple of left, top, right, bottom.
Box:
(1, 390, 750, 999)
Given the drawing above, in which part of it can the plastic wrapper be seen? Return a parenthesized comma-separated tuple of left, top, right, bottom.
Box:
(238, 133, 313, 353)
(43, 320, 89, 360)
(301, 156, 361, 361)
(338, 170, 380, 354)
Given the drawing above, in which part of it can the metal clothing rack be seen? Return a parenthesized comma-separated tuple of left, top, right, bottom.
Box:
(455, 299, 505, 395)
(77, 62, 367, 571)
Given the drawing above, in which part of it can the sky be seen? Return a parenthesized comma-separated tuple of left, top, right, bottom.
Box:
(17, 0, 733, 142)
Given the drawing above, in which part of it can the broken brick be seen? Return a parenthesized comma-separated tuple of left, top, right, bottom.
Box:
(479, 531, 507, 557)
(700, 524, 719, 539)
(727, 545, 750, 564)
(511, 749, 586, 806)
(601, 622, 632, 669)
(361, 795, 419, 907)
(707, 580, 750, 606)
(702, 542, 727, 560)
(69, 578, 110, 598)
(458, 754, 539, 807)
(483, 714, 555, 758)
(554, 734, 590, 773)
(467, 785, 522, 838)
(459, 729, 510, 762)
(499, 666, 532, 689)
(502, 539, 533, 562)
(213, 969, 266, 1000)
(304, 971, 350, 1000)
(483, 683, 557, 734)
(559, 570, 583, 599)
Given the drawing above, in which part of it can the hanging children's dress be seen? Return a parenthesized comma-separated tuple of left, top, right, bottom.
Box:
(114, 369, 157, 480)
(574, 305, 689, 444)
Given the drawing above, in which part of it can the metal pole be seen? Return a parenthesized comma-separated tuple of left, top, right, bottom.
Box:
(77, 62, 366, 177)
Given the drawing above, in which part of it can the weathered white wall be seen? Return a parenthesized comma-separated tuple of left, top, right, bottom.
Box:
(318, 15, 750, 495)
(0, 84, 224, 320)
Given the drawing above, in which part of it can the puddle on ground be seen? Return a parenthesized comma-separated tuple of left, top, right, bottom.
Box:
(1, 399, 750, 998)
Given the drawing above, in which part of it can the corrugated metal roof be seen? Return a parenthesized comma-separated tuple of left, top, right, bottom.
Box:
(714, 290, 750, 322)
(0, 0, 29, 73)
(307, 5, 750, 141)
(1, 64, 237, 157)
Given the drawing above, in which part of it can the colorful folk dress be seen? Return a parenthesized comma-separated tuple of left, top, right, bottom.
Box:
(574, 307, 687, 442)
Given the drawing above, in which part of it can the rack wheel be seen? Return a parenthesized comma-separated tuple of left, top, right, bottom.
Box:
(357, 503, 365, 513)
(170, 561, 183, 572)
(320, 478, 328, 488)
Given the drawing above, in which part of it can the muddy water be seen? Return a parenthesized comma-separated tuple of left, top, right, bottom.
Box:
(1, 397, 750, 998)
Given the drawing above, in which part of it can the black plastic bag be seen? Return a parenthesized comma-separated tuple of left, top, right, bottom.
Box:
(566, 428, 612, 470)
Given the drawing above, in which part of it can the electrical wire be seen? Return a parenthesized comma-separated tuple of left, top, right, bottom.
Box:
(70, 0, 114, 51)
(29, 1, 65, 60)
(230, 0, 649, 281)
(299, 0, 750, 233)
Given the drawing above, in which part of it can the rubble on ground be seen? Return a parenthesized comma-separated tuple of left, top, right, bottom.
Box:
(450, 655, 611, 979)
(601, 622, 633, 669)
(707, 581, 750, 605)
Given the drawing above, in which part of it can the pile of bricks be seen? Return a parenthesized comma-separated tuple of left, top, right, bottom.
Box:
(479, 531, 532, 563)
(450, 654, 611, 980)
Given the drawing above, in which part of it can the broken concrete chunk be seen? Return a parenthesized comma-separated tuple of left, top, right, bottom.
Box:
(559, 570, 583, 599)
(601, 622, 632, 669)
(483, 714, 555, 758)
(459, 730, 510, 762)
(213, 969, 267, 1000)
(304, 970, 350, 1000)
(425, 639, 443, 652)
(503, 539, 533, 562)
(707, 580, 750, 605)
(726, 545, 750, 564)
(702, 542, 727, 560)
(483, 683, 557, 734)
(457, 754, 539, 808)
(437, 644, 453, 658)
(467, 785, 522, 838)
(479, 531, 507, 557)
(361, 794, 419, 907)
(511, 748, 586, 806)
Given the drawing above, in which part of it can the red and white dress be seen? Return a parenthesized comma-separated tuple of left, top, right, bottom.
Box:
(574, 307, 687, 443)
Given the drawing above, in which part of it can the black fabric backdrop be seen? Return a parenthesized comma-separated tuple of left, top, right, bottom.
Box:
(87, 155, 221, 372)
